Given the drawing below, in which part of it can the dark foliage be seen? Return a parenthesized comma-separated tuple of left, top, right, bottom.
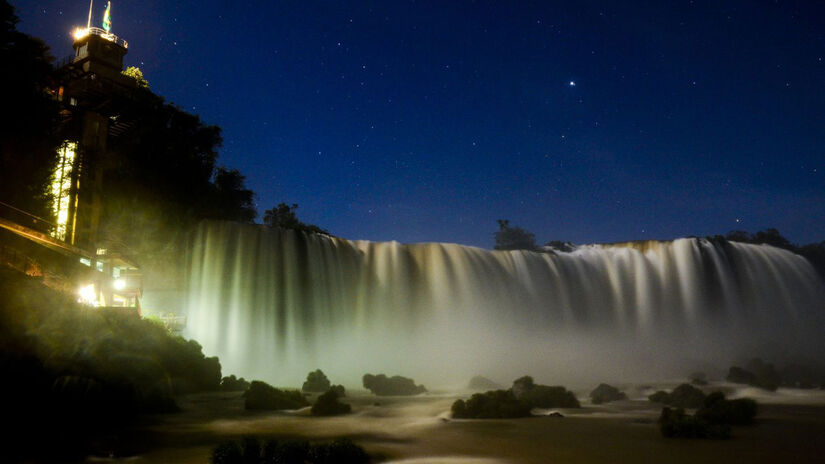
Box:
(451, 390, 532, 419)
(212, 438, 368, 464)
(264, 203, 329, 235)
(0, 1, 60, 219)
(302, 369, 332, 392)
(362, 373, 427, 396)
(589, 383, 627, 404)
(511, 376, 580, 408)
(311, 386, 352, 416)
(695, 392, 757, 426)
(647, 383, 706, 409)
(221, 375, 251, 392)
(468, 375, 503, 391)
(727, 358, 780, 391)
(689, 372, 708, 386)
(244, 381, 309, 410)
(658, 407, 731, 439)
(0, 270, 222, 460)
(494, 219, 538, 251)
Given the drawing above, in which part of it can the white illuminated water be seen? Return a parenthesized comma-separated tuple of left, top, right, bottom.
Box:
(182, 222, 825, 387)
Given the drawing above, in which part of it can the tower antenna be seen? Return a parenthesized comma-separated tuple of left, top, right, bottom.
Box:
(86, 0, 94, 29)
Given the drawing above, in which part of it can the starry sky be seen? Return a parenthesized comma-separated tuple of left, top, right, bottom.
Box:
(13, 1, 825, 248)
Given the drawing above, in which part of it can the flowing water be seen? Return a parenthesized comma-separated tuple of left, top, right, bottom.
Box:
(180, 222, 825, 387)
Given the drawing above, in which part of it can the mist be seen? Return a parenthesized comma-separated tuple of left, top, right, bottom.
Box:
(170, 221, 825, 389)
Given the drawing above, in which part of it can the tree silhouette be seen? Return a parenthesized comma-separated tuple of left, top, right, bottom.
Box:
(494, 219, 537, 251)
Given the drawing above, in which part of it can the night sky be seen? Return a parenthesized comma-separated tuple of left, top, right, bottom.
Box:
(13, 1, 825, 248)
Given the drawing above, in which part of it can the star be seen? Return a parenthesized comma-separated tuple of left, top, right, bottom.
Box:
(569, 81, 576, 86)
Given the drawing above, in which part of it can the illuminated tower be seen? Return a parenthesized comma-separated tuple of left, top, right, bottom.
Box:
(52, 3, 135, 251)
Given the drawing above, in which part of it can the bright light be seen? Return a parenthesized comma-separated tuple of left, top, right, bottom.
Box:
(113, 278, 126, 291)
(73, 27, 89, 40)
(78, 284, 98, 306)
(51, 141, 76, 241)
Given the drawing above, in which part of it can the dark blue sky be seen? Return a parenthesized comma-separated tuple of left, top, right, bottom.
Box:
(14, 1, 825, 247)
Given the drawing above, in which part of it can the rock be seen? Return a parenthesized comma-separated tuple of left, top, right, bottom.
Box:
(589, 383, 627, 404)
(362, 373, 426, 396)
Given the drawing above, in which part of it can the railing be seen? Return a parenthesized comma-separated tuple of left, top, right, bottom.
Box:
(76, 27, 128, 49)
(0, 201, 55, 236)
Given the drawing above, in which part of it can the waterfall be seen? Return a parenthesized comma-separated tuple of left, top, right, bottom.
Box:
(181, 221, 825, 387)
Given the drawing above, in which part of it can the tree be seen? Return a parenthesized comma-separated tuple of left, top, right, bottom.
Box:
(0, 1, 60, 218)
(494, 219, 537, 251)
(263, 203, 329, 235)
(122, 66, 149, 88)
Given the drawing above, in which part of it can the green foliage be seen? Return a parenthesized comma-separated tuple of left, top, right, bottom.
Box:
(648, 383, 706, 409)
(589, 383, 627, 404)
(302, 369, 331, 392)
(658, 407, 731, 439)
(122, 66, 149, 88)
(243, 381, 309, 410)
(311, 386, 352, 416)
(451, 390, 532, 419)
(0, 269, 222, 460)
(695, 392, 757, 426)
(263, 203, 329, 235)
(494, 219, 538, 251)
(511, 375, 580, 408)
(362, 373, 427, 396)
(0, 1, 60, 219)
(726, 359, 780, 391)
(213, 438, 368, 464)
(221, 375, 250, 392)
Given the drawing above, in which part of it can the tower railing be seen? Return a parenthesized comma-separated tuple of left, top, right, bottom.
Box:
(75, 27, 128, 49)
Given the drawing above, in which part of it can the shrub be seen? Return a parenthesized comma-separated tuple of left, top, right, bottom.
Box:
(244, 381, 309, 410)
(658, 407, 730, 439)
(311, 387, 352, 416)
(511, 376, 580, 408)
(589, 383, 627, 404)
(302, 369, 331, 393)
(362, 373, 426, 396)
(451, 390, 532, 419)
(648, 383, 705, 409)
(727, 359, 780, 391)
(221, 375, 250, 392)
(695, 392, 757, 425)
(212, 438, 368, 464)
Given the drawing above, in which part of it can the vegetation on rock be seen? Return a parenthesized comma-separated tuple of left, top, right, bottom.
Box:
(212, 437, 368, 464)
(302, 369, 332, 392)
(648, 383, 706, 409)
(311, 386, 352, 416)
(221, 375, 250, 392)
(363, 373, 427, 396)
(451, 390, 532, 419)
(244, 381, 309, 410)
(589, 383, 627, 404)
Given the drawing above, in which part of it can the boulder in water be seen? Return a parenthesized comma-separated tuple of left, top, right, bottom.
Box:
(362, 373, 426, 396)
(589, 383, 627, 404)
(244, 381, 309, 410)
(468, 375, 503, 391)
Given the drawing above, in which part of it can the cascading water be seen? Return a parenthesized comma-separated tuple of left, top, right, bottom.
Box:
(181, 221, 825, 387)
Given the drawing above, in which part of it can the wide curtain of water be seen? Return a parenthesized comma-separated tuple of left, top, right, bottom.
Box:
(181, 222, 825, 387)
